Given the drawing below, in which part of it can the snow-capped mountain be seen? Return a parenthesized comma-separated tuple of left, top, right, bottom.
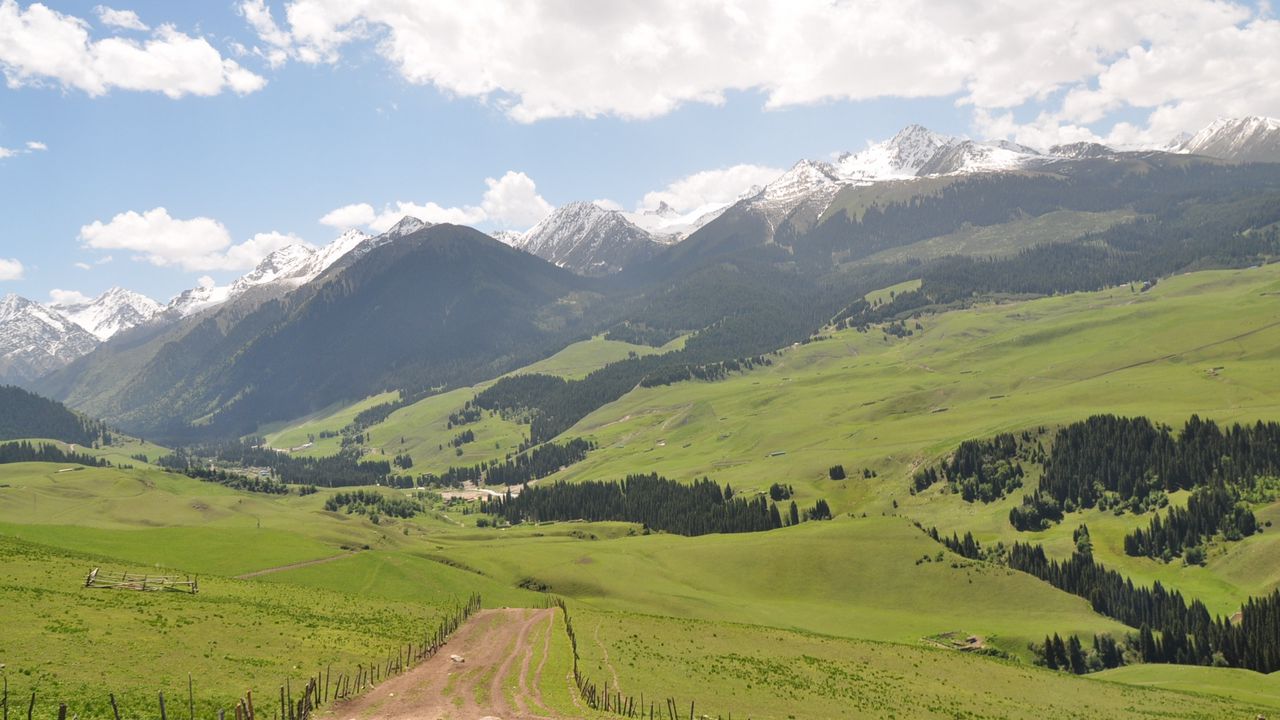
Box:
(1170, 116, 1280, 163)
(1049, 142, 1116, 160)
(490, 230, 524, 246)
(515, 201, 660, 276)
(742, 159, 846, 226)
(0, 294, 100, 384)
(836, 125, 1043, 182)
(836, 124, 961, 180)
(622, 201, 729, 242)
(49, 287, 161, 341)
(165, 225, 390, 318)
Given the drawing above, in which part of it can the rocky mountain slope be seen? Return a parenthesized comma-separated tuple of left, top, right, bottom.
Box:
(0, 295, 100, 385)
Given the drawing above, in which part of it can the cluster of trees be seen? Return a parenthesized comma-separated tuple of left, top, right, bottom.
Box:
(828, 465, 846, 480)
(638, 355, 772, 388)
(0, 385, 111, 446)
(351, 397, 406, 432)
(176, 465, 288, 494)
(768, 483, 793, 501)
(914, 430, 1042, 502)
(323, 489, 422, 518)
(483, 473, 810, 536)
(1123, 484, 1259, 562)
(392, 453, 413, 469)
(158, 440, 393, 488)
(1034, 633, 1127, 674)
(422, 438, 593, 488)
(0, 440, 106, 467)
(1008, 542, 1280, 672)
(447, 405, 482, 428)
(450, 429, 476, 448)
(1010, 415, 1280, 530)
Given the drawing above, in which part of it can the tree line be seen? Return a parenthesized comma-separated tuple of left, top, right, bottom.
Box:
(158, 440, 393, 488)
(482, 473, 830, 536)
(0, 385, 111, 446)
(0, 440, 106, 467)
(1010, 414, 1280, 530)
(420, 437, 594, 488)
(323, 489, 423, 519)
(1123, 483, 1261, 563)
(912, 430, 1044, 503)
(1008, 540, 1280, 672)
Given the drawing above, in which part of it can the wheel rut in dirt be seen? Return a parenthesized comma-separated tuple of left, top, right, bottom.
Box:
(327, 608, 563, 720)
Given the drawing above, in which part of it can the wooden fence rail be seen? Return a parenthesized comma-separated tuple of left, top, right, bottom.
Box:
(549, 596, 741, 720)
(3, 593, 481, 720)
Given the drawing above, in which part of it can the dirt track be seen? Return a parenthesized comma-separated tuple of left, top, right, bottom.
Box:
(327, 608, 562, 720)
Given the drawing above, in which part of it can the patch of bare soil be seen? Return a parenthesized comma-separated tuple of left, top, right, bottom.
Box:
(327, 608, 562, 720)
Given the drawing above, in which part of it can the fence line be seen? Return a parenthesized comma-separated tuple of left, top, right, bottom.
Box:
(548, 596, 740, 720)
(3, 593, 481, 720)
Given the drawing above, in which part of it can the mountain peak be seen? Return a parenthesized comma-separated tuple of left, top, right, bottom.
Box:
(0, 293, 99, 384)
(383, 215, 430, 239)
(46, 287, 161, 341)
(517, 201, 656, 276)
(1173, 115, 1280, 162)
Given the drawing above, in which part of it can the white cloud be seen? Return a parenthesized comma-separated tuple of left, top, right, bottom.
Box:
(319, 202, 376, 229)
(323, 170, 553, 233)
(237, 0, 291, 68)
(94, 5, 147, 31)
(79, 207, 303, 272)
(0, 146, 14, 158)
(0, 0, 265, 98)
(639, 164, 783, 214)
(25, 140, 45, 150)
(74, 261, 92, 270)
(480, 171, 552, 229)
(0, 257, 23, 280)
(49, 288, 91, 305)
(368, 201, 485, 233)
(221, 231, 311, 269)
(246, 0, 1280, 142)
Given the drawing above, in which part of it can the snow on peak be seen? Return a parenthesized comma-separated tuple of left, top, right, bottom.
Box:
(490, 230, 524, 246)
(0, 293, 100, 383)
(517, 201, 657, 275)
(166, 227, 376, 318)
(836, 124, 959, 181)
(757, 159, 842, 206)
(383, 215, 429, 239)
(228, 244, 317, 295)
(1171, 116, 1280, 162)
(49, 287, 162, 340)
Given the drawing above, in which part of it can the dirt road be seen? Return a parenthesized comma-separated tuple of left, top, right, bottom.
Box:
(328, 608, 563, 720)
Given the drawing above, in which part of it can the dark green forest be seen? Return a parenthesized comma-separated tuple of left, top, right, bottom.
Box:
(0, 385, 108, 446)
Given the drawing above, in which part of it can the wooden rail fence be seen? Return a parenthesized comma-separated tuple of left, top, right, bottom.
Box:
(550, 597, 741, 720)
(2, 593, 480, 720)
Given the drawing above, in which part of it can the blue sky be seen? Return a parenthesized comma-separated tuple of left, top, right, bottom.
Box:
(1, 0, 1278, 304)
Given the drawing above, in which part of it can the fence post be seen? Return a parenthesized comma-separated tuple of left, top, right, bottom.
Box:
(57, 705, 65, 720)
(108, 694, 120, 720)
(158, 692, 166, 720)
(188, 675, 194, 720)
(26, 692, 33, 720)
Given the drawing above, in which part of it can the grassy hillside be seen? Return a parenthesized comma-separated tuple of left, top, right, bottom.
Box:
(856, 208, 1138, 266)
(6, 265, 1280, 716)
(0, 536, 449, 720)
(570, 608, 1272, 719)
(261, 335, 666, 469)
(441, 516, 1130, 659)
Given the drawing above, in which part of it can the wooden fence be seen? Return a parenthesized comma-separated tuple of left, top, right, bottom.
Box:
(550, 597, 741, 720)
(2, 593, 481, 720)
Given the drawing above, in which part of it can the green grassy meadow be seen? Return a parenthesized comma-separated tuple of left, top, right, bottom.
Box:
(4, 266, 1280, 716)
(570, 608, 1273, 720)
(261, 335, 668, 470)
